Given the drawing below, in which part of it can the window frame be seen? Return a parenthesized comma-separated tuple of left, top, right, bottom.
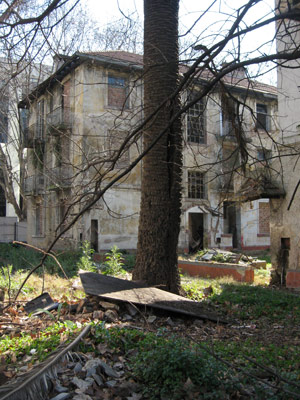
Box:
(188, 170, 205, 199)
(107, 75, 130, 110)
(187, 93, 206, 144)
(256, 103, 269, 131)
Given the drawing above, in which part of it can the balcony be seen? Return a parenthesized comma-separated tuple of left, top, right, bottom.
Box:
(47, 107, 71, 135)
(47, 166, 73, 190)
(24, 175, 45, 196)
(24, 123, 46, 148)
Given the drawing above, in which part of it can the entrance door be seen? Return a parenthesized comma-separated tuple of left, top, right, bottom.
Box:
(188, 213, 204, 252)
(224, 201, 241, 249)
(91, 219, 98, 252)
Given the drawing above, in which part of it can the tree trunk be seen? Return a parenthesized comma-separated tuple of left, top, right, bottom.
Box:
(133, 0, 182, 293)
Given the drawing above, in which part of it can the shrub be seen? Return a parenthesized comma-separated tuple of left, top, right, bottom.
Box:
(102, 245, 126, 276)
(76, 241, 97, 272)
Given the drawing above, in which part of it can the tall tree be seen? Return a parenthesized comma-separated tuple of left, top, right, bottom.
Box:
(133, 0, 182, 293)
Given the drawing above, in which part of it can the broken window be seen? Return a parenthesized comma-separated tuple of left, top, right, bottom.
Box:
(258, 202, 270, 235)
(256, 104, 269, 130)
(188, 171, 205, 199)
(187, 94, 206, 144)
(108, 76, 129, 109)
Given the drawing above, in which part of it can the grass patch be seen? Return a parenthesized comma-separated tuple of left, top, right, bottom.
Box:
(209, 283, 300, 321)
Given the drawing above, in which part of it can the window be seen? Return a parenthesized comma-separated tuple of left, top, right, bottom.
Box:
(188, 171, 205, 199)
(258, 202, 270, 235)
(256, 104, 268, 130)
(257, 148, 272, 163)
(108, 76, 129, 109)
(36, 100, 45, 139)
(187, 94, 205, 144)
(35, 202, 44, 236)
(221, 97, 238, 137)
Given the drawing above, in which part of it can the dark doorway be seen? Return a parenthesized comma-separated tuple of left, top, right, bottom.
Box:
(188, 213, 204, 252)
(91, 219, 99, 252)
(223, 201, 241, 249)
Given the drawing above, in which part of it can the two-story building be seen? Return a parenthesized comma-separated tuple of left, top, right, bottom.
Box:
(19, 51, 278, 253)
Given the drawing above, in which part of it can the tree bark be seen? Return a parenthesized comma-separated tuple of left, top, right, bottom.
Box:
(133, 0, 182, 293)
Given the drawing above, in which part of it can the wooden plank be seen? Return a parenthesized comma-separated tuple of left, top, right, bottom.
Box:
(80, 272, 228, 323)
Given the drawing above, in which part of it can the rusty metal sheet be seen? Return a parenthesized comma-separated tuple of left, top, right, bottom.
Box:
(80, 272, 227, 323)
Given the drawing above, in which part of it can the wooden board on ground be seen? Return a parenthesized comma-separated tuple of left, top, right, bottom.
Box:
(80, 272, 228, 323)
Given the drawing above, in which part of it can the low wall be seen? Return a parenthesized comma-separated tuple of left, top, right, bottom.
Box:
(178, 260, 254, 283)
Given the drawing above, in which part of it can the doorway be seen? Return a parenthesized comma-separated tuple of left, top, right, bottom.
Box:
(188, 213, 204, 252)
(91, 219, 99, 252)
(223, 201, 241, 249)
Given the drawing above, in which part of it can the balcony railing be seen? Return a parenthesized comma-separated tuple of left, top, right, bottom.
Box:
(24, 175, 45, 196)
(47, 107, 71, 135)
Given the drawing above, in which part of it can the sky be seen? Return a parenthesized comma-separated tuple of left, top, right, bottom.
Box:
(82, 0, 277, 84)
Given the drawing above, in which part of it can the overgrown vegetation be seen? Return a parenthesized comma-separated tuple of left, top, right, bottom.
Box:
(0, 321, 80, 365)
(81, 323, 300, 399)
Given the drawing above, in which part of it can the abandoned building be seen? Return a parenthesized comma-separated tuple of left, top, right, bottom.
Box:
(268, 0, 300, 288)
(18, 51, 278, 253)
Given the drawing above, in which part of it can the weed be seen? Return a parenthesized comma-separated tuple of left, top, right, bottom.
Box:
(101, 245, 126, 276)
(76, 241, 97, 272)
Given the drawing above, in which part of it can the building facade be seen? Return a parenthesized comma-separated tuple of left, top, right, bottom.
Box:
(270, 0, 300, 287)
(19, 51, 278, 253)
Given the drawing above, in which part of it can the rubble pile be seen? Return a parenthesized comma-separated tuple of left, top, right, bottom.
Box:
(194, 249, 267, 269)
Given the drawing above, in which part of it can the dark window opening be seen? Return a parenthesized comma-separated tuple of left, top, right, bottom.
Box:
(256, 104, 268, 130)
(188, 171, 205, 199)
(187, 94, 206, 144)
(221, 97, 239, 137)
(108, 76, 129, 109)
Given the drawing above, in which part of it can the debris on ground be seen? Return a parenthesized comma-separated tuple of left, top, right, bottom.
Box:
(188, 248, 267, 269)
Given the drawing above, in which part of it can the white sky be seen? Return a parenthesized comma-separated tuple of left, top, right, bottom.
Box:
(82, 0, 277, 84)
